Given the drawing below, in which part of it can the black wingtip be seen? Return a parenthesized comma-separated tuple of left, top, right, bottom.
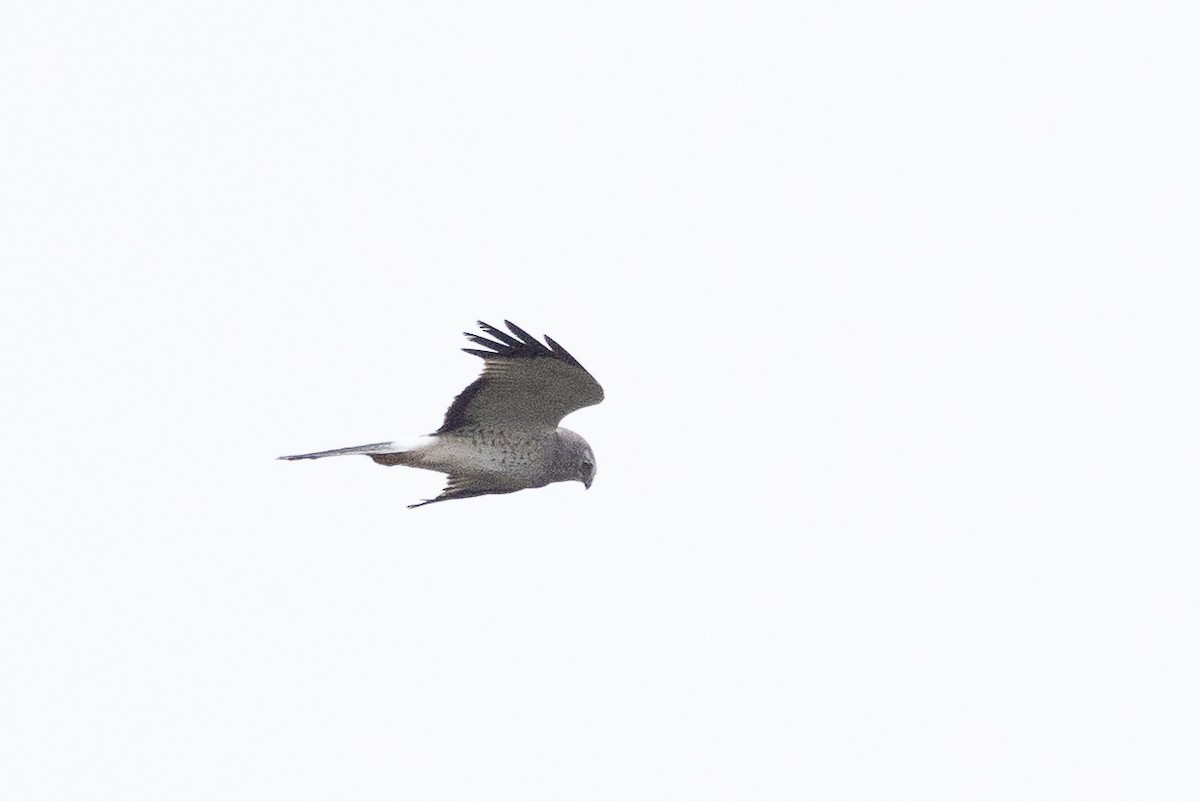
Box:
(502, 320, 539, 346)
(475, 321, 521, 347)
(459, 320, 560, 362)
(543, 334, 582, 368)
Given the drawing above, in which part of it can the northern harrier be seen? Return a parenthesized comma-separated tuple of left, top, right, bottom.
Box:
(279, 321, 604, 507)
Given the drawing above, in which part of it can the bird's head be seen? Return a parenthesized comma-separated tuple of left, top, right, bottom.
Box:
(579, 447, 596, 490)
(556, 428, 597, 490)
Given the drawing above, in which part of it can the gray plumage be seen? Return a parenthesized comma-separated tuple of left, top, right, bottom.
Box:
(279, 321, 604, 508)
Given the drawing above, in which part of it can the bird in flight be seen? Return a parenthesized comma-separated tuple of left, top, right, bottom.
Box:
(279, 321, 604, 508)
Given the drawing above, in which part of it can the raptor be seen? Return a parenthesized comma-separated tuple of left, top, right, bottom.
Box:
(279, 321, 604, 507)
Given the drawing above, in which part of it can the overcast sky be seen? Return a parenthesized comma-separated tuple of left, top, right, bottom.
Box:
(2, 2, 1197, 799)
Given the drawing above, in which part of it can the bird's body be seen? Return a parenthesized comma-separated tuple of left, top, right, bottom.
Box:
(279, 321, 603, 507)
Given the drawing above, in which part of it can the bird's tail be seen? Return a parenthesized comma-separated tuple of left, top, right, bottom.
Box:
(277, 442, 398, 461)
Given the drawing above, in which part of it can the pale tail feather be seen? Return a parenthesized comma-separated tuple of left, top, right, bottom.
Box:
(277, 442, 399, 461)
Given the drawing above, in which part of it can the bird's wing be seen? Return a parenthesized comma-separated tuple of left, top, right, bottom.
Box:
(407, 473, 520, 508)
(436, 320, 604, 434)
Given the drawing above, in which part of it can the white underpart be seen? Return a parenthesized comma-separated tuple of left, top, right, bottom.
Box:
(405, 429, 555, 486)
(378, 434, 430, 453)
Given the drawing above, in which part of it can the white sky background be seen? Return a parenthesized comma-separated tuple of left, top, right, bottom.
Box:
(2, 1, 1197, 798)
